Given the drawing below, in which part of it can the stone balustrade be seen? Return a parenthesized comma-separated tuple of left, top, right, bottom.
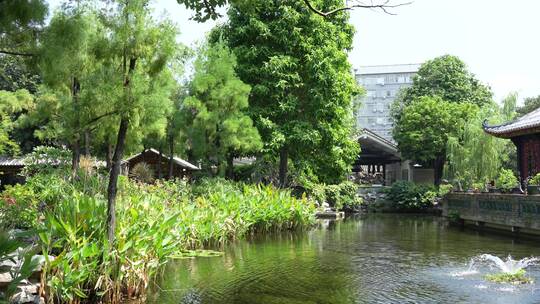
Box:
(443, 192, 540, 234)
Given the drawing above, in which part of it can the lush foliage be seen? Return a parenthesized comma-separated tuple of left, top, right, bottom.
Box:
(384, 181, 439, 211)
(496, 169, 519, 192)
(517, 95, 540, 117)
(219, 0, 360, 185)
(529, 173, 540, 186)
(0, 89, 35, 155)
(182, 41, 261, 175)
(305, 181, 363, 211)
(399, 55, 492, 107)
(4, 170, 314, 302)
(393, 96, 475, 165)
(393, 55, 492, 185)
(445, 94, 517, 190)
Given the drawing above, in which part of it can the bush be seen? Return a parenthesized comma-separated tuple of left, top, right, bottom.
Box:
(304, 181, 362, 211)
(529, 173, 540, 186)
(0, 183, 38, 229)
(130, 162, 155, 183)
(384, 181, 437, 211)
(496, 169, 518, 192)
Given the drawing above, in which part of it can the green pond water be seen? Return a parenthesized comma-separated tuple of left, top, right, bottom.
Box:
(148, 214, 540, 304)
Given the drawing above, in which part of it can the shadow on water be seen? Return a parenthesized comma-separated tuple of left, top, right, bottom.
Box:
(147, 214, 540, 304)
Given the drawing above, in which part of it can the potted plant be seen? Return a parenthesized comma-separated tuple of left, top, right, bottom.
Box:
(496, 169, 519, 194)
(527, 173, 540, 195)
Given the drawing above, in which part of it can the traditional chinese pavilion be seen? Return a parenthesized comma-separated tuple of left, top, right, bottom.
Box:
(483, 107, 540, 183)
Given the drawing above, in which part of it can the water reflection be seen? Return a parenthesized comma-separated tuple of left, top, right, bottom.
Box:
(148, 214, 540, 304)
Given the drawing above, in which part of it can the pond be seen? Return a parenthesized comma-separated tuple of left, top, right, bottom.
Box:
(148, 214, 540, 304)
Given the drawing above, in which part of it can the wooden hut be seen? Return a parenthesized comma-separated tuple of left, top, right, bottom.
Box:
(0, 157, 25, 188)
(121, 148, 199, 180)
(483, 107, 540, 183)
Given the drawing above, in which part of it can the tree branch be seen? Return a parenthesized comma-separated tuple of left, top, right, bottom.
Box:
(302, 0, 412, 17)
(0, 49, 35, 57)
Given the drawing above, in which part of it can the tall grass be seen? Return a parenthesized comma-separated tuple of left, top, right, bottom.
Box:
(12, 173, 315, 303)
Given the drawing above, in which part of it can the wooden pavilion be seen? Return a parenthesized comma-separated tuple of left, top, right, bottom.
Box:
(483, 107, 540, 184)
(121, 148, 199, 180)
(353, 129, 402, 185)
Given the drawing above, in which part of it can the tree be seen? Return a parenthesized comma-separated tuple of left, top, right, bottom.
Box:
(217, 0, 360, 185)
(100, 0, 177, 244)
(0, 89, 34, 155)
(400, 55, 492, 107)
(393, 96, 476, 185)
(38, 7, 103, 175)
(517, 95, 540, 117)
(393, 55, 493, 185)
(0, 55, 40, 93)
(182, 41, 261, 177)
(445, 93, 517, 190)
(176, 0, 408, 20)
(0, 0, 48, 56)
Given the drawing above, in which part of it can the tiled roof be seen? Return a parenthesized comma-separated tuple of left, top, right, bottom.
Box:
(483, 107, 540, 138)
(0, 156, 24, 167)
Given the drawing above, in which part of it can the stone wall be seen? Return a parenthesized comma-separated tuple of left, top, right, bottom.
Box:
(443, 193, 540, 233)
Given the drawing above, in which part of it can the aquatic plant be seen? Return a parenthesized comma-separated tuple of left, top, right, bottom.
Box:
(485, 269, 533, 284)
(13, 171, 315, 303)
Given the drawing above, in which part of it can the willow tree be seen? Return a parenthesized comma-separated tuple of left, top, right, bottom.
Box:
(445, 94, 518, 189)
(216, 0, 360, 186)
(100, 0, 177, 243)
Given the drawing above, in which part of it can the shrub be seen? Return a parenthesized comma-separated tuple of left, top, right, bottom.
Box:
(529, 173, 540, 186)
(303, 181, 362, 211)
(0, 183, 38, 229)
(130, 162, 155, 183)
(384, 181, 437, 211)
(496, 169, 518, 192)
(438, 184, 453, 196)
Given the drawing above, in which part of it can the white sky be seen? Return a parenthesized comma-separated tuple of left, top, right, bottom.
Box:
(47, 0, 540, 104)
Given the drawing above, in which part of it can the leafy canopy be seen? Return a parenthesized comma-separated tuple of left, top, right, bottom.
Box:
(183, 41, 261, 172)
(393, 95, 475, 163)
(400, 55, 492, 107)
(219, 0, 360, 183)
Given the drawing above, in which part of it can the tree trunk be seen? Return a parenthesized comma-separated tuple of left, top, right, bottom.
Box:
(106, 142, 113, 171)
(434, 154, 445, 186)
(226, 153, 234, 180)
(71, 77, 81, 177)
(84, 129, 90, 156)
(279, 146, 288, 187)
(106, 118, 128, 245)
(107, 56, 136, 245)
(71, 138, 81, 178)
(168, 136, 174, 179)
(157, 146, 162, 179)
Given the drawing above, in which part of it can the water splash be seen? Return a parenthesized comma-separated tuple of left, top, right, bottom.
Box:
(478, 254, 539, 274)
(451, 258, 479, 277)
